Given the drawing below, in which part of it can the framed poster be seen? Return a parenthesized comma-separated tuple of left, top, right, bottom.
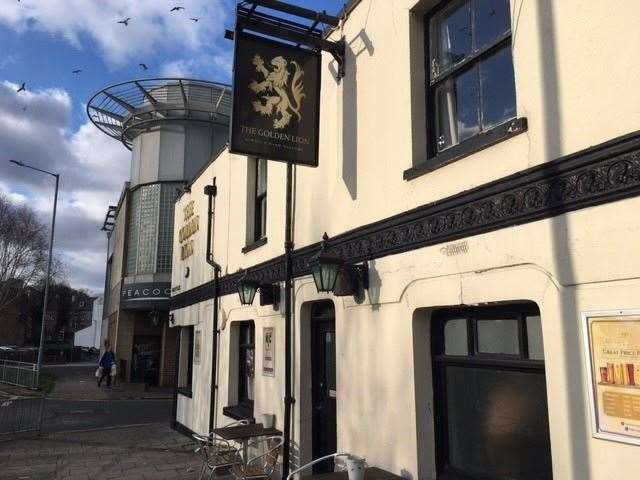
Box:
(194, 330, 202, 365)
(263, 327, 275, 377)
(582, 310, 640, 445)
(230, 31, 321, 167)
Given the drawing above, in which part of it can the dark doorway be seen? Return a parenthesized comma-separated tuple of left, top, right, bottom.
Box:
(311, 301, 337, 474)
(131, 335, 161, 386)
(432, 304, 553, 480)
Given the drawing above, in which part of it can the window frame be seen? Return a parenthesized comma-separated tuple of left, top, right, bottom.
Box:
(253, 158, 267, 242)
(431, 304, 550, 480)
(223, 321, 256, 421)
(177, 326, 194, 397)
(404, 0, 527, 181)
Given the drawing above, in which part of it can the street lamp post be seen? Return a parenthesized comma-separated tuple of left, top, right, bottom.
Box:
(9, 160, 60, 383)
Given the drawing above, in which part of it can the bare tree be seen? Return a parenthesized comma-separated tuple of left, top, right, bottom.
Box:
(0, 194, 51, 312)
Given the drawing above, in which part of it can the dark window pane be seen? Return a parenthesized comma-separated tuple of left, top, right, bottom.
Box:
(444, 319, 468, 355)
(435, 66, 480, 151)
(432, 0, 472, 76)
(477, 318, 519, 354)
(445, 366, 553, 479)
(474, 0, 511, 49)
(480, 45, 516, 129)
(526, 315, 544, 360)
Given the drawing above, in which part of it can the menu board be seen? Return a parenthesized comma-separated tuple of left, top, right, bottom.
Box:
(583, 311, 640, 444)
(263, 327, 275, 377)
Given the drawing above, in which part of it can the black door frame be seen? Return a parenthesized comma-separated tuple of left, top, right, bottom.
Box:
(310, 301, 337, 473)
(431, 303, 552, 480)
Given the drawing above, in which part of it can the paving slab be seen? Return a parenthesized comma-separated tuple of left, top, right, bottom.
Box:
(0, 423, 201, 480)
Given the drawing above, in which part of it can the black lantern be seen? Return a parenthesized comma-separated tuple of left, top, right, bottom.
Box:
(308, 233, 343, 293)
(237, 271, 260, 305)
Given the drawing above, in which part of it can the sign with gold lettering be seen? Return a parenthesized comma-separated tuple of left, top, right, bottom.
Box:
(179, 200, 199, 261)
(582, 310, 640, 445)
(230, 31, 320, 167)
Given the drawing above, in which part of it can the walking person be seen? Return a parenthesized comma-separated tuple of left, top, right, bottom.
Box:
(97, 346, 116, 388)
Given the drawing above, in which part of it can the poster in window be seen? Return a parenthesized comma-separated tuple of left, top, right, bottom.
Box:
(194, 330, 201, 365)
(230, 31, 320, 167)
(582, 310, 640, 445)
(263, 327, 275, 377)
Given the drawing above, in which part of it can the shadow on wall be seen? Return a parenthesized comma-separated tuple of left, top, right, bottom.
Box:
(341, 29, 375, 201)
(537, 1, 591, 479)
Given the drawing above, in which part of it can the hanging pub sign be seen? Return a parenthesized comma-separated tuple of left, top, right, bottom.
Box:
(230, 31, 321, 167)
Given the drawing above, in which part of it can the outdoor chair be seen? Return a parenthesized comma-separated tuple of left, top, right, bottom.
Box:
(231, 435, 284, 480)
(285, 453, 355, 480)
(193, 420, 249, 480)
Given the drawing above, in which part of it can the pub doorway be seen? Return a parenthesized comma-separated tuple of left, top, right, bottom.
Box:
(310, 301, 337, 473)
(431, 304, 553, 480)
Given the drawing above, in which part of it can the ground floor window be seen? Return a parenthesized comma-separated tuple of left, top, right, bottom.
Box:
(432, 304, 552, 480)
(224, 321, 255, 420)
(178, 326, 194, 396)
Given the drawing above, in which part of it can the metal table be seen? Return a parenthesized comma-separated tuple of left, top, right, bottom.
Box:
(302, 467, 405, 480)
(212, 423, 282, 462)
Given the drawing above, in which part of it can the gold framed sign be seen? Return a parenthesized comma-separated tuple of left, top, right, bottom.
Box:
(582, 310, 640, 445)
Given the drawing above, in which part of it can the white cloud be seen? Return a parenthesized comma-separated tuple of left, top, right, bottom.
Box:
(0, 0, 232, 68)
(0, 81, 129, 291)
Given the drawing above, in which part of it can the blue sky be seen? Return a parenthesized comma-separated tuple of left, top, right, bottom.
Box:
(0, 0, 345, 292)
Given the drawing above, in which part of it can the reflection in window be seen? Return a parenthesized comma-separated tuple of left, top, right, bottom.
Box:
(477, 318, 519, 355)
(238, 322, 255, 408)
(428, 0, 515, 154)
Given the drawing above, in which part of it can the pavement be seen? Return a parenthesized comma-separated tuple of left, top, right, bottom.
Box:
(0, 423, 203, 480)
(0, 361, 197, 479)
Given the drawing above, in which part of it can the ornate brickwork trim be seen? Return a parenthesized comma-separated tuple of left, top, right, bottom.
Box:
(170, 130, 640, 311)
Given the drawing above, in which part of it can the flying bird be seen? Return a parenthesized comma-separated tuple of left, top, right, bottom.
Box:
(139, 63, 148, 71)
(170, 6, 185, 12)
(72, 69, 82, 74)
(190, 17, 199, 22)
(117, 18, 130, 26)
(16, 82, 25, 93)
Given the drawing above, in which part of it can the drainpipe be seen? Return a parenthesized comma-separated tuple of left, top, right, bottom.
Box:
(204, 179, 221, 434)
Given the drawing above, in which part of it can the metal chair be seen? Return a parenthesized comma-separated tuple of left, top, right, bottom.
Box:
(285, 453, 355, 480)
(193, 420, 249, 480)
(231, 435, 284, 480)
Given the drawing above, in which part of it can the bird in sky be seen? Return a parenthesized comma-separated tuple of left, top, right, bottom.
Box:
(190, 17, 199, 22)
(170, 6, 185, 12)
(16, 82, 25, 93)
(139, 63, 148, 71)
(72, 69, 82, 74)
(117, 18, 130, 26)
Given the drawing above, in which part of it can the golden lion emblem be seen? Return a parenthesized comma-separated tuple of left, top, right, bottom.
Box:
(249, 53, 305, 130)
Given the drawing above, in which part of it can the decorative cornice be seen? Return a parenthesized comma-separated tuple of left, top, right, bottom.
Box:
(170, 130, 640, 311)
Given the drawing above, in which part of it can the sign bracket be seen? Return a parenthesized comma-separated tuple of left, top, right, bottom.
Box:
(227, 0, 346, 79)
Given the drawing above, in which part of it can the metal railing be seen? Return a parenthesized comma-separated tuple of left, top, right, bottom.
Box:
(0, 360, 39, 389)
(0, 396, 45, 435)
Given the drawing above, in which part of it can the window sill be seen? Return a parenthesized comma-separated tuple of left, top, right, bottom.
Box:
(223, 404, 254, 422)
(177, 387, 193, 398)
(242, 237, 267, 254)
(403, 117, 528, 181)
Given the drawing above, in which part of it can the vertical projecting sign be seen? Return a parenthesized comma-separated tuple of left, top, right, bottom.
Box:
(230, 31, 321, 167)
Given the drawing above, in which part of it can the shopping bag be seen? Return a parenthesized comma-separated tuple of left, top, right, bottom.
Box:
(95, 367, 102, 378)
(110, 364, 117, 376)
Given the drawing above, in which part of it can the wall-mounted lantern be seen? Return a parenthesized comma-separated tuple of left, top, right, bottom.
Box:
(308, 233, 369, 296)
(308, 233, 343, 293)
(237, 270, 281, 308)
(237, 270, 260, 305)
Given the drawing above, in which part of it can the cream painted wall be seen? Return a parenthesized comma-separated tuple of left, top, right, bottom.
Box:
(170, 1, 640, 479)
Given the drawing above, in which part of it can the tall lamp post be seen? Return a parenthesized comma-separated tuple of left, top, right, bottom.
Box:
(10, 160, 59, 382)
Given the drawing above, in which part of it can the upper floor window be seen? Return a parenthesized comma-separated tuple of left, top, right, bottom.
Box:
(427, 0, 515, 155)
(246, 158, 268, 248)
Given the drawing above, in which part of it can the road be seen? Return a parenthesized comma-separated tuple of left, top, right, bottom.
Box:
(42, 398, 172, 432)
(39, 362, 172, 433)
